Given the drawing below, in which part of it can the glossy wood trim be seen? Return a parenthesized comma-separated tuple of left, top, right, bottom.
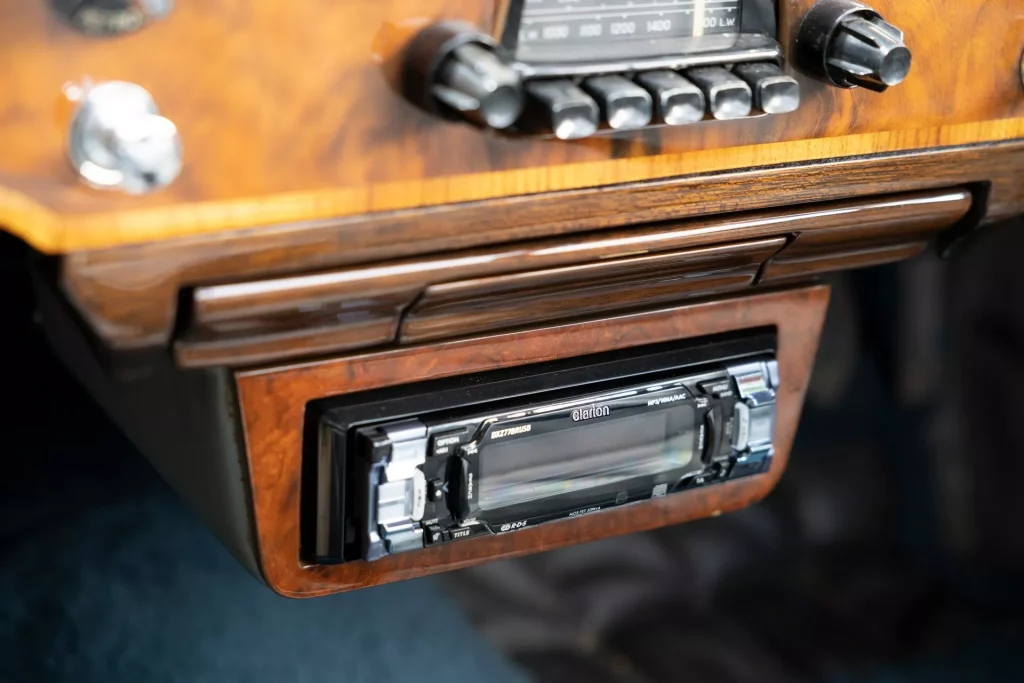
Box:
(399, 238, 785, 343)
(761, 241, 929, 284)
(235, 285, 831, 597)
(175, 307, 406, 370)
(179, 237, 784, 367)
(63, 173, 981, 352)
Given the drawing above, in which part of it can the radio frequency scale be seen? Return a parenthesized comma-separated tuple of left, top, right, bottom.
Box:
(506, 0, 746, 63)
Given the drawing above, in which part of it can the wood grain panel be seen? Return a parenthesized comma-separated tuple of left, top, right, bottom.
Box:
(399, 238, 785, 343)
(235, 285, 831, 597)
(761, 241, 927, 283)
(178, 237, 784, 366)
(63, 170, 983, 351)
(175, 299, 409, 370)
(0, 1, 1020, 252)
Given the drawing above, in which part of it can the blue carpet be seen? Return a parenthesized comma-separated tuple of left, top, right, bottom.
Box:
(0, 424, 529, 683)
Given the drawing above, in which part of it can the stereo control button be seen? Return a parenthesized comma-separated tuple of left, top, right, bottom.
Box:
(733, 401, 750, 452)
(747, 404, 775, 451)
(703, 405, 723, 462)
(732, 63, 801, 114)
(766, 360, 781, 390)
(430, 428, 471, 457)
(636, 70, 705, 125)
(449, 524, 493, 542)
(685, 67, 752, 120)
(582, 75, 653, 130)
(445, 455, 472, 521)
(424, 525, 449, 545)
(525, 80, 599, 140)
(698, 379, 735, 399)
(730, 454, 766, 479)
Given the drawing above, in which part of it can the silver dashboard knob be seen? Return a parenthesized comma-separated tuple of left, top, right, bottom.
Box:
(796, 0, 911, 92)
(52, 0, 173, 36)
(67, 81, 182, 194)
(434, 43, 525, 130)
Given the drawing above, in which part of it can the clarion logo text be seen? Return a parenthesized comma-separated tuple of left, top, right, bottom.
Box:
(491, 425, 532, 439)
(572, 404, 610, 422)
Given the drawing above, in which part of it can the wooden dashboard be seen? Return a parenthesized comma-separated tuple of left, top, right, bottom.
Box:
(2, 0, 1022, 596)
(0, 0, 1020, 252)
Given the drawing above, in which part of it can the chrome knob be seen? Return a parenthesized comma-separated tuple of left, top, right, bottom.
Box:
(405, 22, 525, 131)
(67, 81, 182, 194)
(434, 43, 525, 130)
(796, 0, 912, 92)
(52, 0, 173, 36)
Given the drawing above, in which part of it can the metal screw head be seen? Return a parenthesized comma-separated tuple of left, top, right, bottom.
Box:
(67, 81, 182, 194)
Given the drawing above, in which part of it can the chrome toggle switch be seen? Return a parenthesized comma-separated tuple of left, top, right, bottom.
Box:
(67, 80, 182, 195)
(582, 75, 653, 131)
(525, 80, 599, 140)
(685, 67, 752, 120)
(733, 63, 801, 114)
(635, 71, 706, 125)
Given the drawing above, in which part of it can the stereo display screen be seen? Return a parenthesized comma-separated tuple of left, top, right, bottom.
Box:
(477, 407, 694, 510)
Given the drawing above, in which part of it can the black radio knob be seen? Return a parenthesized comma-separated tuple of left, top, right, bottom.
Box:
(796, 0, 912, 92)
(404, 22, 525, 131)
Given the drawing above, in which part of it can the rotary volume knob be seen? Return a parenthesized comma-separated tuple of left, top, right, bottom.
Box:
(404, 22, 525, 131)
(796, 0, 912, 92)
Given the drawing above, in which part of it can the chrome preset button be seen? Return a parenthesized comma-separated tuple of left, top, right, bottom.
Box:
(582, 75, 653, 130)
(636, 70, 706, 125)
(685, 67, 752, 120)
(525, 80, 600, 140)
(732, 63, 802, 114)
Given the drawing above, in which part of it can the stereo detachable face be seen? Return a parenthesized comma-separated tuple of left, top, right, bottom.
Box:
(310, 335, 779, 565)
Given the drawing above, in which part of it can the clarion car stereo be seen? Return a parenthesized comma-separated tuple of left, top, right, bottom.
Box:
(309, 334, 778, 564)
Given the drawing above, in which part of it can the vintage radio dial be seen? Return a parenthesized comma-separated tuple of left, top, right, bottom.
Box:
(796, 0, 912, 92)
(404, 22, 524, 131)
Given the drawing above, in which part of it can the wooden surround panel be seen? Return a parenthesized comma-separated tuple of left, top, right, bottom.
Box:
(0, 1, 1020, 251)
(235, 285, 831, 597)
(63, 139, 1015, 355)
